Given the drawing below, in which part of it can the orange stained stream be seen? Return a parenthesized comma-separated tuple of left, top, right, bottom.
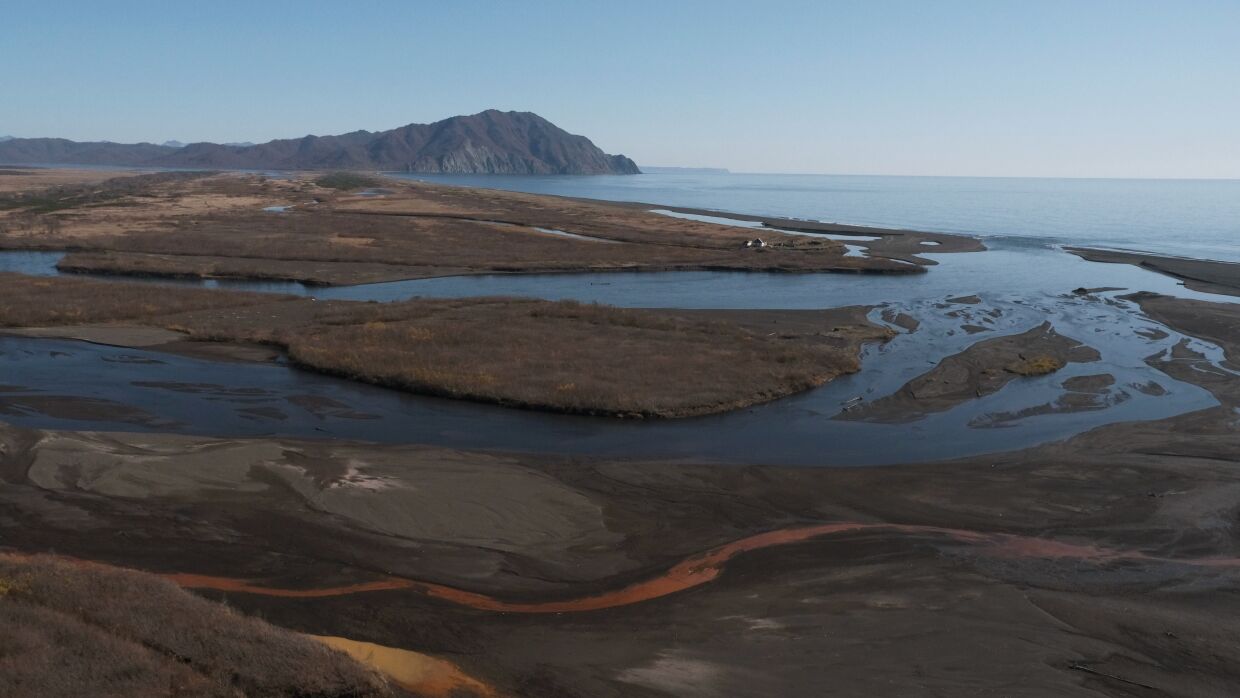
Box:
(11, 521, 1239, 698)
(310, 635, 498, 698)
(156, 522, 1240, 613)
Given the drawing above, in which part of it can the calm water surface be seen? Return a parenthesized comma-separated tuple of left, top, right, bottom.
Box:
(2, 172, 1238, 465)
(0, 239, 1234, 466)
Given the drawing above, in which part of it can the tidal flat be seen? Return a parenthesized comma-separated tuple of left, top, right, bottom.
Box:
(3, 168, 1240, 696)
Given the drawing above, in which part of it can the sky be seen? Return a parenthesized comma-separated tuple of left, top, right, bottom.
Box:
(1, 0, 1237, 178)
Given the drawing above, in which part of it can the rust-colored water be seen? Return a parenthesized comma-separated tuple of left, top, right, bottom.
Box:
(310, 635, 498, 697)
(9, 521, 1240, 618)
(11, 520, 1236, 698)
(153, 522, 1240, 613)
(0, 552, 497, 697)
(161, 573, 418, 597)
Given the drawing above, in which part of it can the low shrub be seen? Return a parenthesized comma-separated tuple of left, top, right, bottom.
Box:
(0, 555, 392, 697)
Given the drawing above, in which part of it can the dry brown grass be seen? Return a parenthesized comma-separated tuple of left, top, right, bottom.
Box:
(0, 273, 291, 327)
(1005, 355, 1066, 376)
(162, 296, 875, 417)
(0, 171, 308, 241)
(1, 171, 920, 284)
(1, 274, 888, 417)
(0, 554, 391, 697)
(56, 251, 432, 285)
(0, 167, 134, 194)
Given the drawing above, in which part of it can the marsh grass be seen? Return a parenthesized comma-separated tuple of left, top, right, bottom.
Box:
(3, 274, 877, 417)
(2, 171, 917, 284)
(0, 273, 291, 327)
(156, 294, 870, 416)
(0, 555, 391, 697)
(1005, 355, 1066, 376)
(279, 299, 858, 417)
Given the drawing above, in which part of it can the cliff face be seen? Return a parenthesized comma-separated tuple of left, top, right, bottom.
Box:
(0, 111, 640, 175)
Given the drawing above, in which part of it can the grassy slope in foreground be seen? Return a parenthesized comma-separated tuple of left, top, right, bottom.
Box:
(0, 554, 391, 697)
(0, 273, 892, 418)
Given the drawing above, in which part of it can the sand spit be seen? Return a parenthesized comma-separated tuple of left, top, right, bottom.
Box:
(841, 321, 1100, 422)
(1067, 247, 1240, 297)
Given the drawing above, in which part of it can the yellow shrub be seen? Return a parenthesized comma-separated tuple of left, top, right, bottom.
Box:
(1006, 355, 1065, 376)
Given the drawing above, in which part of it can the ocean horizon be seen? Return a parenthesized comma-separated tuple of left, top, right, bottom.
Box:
(396, 171, 1240, 264)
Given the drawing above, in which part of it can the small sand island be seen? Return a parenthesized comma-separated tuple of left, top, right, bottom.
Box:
(4, 165, 1240, 698)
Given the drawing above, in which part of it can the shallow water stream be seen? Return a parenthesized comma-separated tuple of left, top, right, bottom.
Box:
(0, 237, 1233, 465)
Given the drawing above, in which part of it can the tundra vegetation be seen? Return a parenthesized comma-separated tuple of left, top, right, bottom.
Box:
(0, 555, 391, 698)
(0, 169, 920, 286)
(0, 273, 889, 417)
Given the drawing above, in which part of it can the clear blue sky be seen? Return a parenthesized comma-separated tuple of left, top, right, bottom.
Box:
(2, 0, 1237, 177)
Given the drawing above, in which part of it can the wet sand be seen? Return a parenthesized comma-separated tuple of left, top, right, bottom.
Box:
(5, 365, 1240, 697)
(1067, 247, 1240, 297)
(841, 321, 1101, 422)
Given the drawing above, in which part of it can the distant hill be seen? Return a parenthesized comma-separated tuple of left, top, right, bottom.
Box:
(0, 136, 12, 142)
(0, 111, 640, 175)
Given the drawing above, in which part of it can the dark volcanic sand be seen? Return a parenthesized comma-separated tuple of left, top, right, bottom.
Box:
(4, 171, 1240, 695)
(1067, 247, 1240, 297)
(4, 400, 1240, 696)
(6, 287, 1240, 698)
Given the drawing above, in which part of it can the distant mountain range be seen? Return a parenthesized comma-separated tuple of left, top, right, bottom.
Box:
(0, 111, 640, 175)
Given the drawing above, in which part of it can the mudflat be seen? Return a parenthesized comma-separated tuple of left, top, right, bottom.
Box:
(5, 167, 1240, 697)
(1067, 247, 1240, 297)
(4, 374, 1240, 696)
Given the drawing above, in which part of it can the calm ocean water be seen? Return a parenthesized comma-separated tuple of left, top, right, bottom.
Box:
(395, 173, 1240, 263)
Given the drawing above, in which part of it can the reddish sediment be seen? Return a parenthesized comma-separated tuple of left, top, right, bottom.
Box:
(161, 574, 418, 598)
(151, 523, 1240, 613)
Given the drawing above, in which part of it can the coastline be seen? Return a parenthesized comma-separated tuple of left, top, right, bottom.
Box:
(1065, 246, 1240, 297)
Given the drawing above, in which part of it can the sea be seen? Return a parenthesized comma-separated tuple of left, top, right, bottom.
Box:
(392, 172, 1240, 263)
